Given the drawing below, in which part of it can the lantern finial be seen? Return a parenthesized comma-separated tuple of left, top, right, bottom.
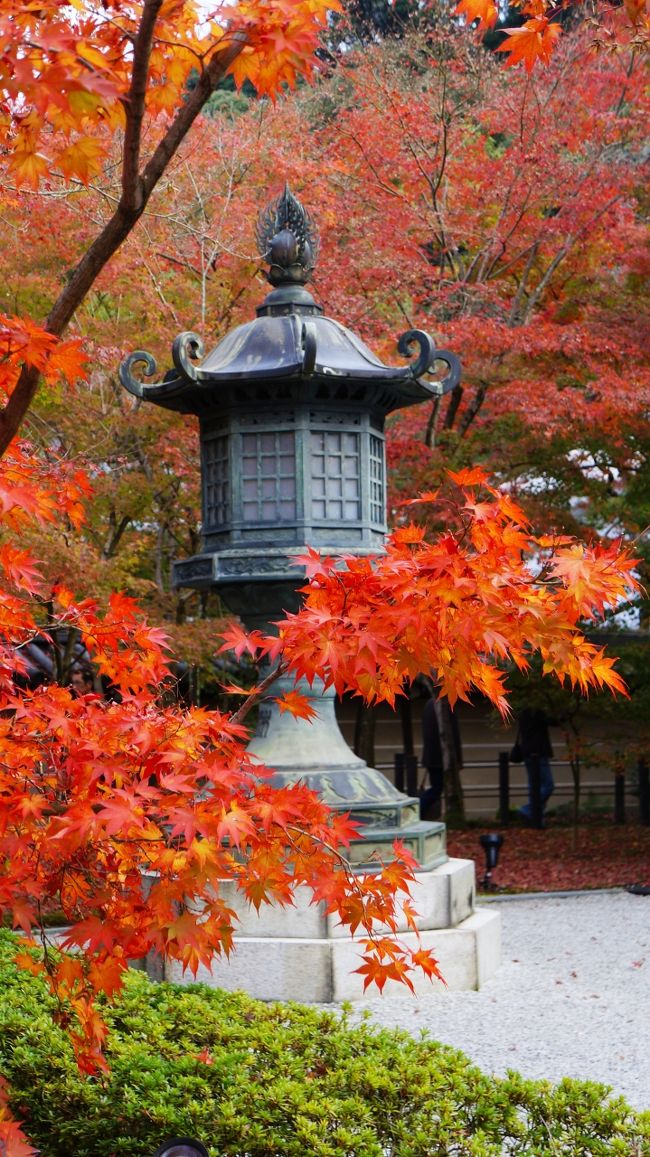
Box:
(256, 184, 319, 288)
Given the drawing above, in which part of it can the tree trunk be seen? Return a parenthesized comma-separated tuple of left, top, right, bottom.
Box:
(435, 698, 466, 824)
(399, 694, 414, 757)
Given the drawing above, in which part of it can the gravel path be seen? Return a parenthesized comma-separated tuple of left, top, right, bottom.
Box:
(348, 890, 650, 1112)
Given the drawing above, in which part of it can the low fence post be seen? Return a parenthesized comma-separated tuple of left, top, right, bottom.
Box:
(498, 752, 510, 826)
(530, 754, 543, 829)
(614, 772, 626, 824)
(638, 757, 649, 826)
(394, 751, 405, 793)
(405, 754, 419, 798)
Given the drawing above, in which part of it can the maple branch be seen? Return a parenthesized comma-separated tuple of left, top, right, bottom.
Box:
(457, 379, 489, 438)
(470, 182, 535, 287)
(284, 825, 405, 936)
(0, 32, 247, 459)
(520, 194, 622, 323)
(509, 240, 541, 325)
(153, 250, 203, 278)
(121, 0, 164, 210)
(102, 512, 131, 560)
(229, 660, 289, 726)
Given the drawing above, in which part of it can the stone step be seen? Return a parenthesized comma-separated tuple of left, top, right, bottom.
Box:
(160, 903, 501, 1001)
(348, 819, 446, 871)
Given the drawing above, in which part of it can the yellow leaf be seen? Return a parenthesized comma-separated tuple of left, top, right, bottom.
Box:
(58, 136, 105, 183)
(75, 40, 109, 70)
(67, 88, 104, 118)
(8, 150, 49, 189)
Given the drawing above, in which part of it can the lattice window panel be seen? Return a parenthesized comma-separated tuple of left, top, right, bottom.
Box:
(311, 430, 360, 521)
(241, 431, 296, 522)
(204, 434, 230, 526)
(369, 434, 385, 526)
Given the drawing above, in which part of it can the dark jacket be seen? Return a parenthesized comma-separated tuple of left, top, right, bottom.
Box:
(518, 708, 554, 759)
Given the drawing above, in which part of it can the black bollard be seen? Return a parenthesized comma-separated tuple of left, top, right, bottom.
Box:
(479, 832, 504, 889)
(614, 772, 626, 824)
(498, 751, 510, 826)
(530, 753, 543, 829)
(153, 1140, 209, 1157)
(639, 757, 650, 826)
(394, 751, 405, 793)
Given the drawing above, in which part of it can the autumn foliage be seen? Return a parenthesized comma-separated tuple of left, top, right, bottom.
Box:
(278, 471, 637, 710)
(0, 443, 440, 1140)
(456, 0, 649, 69)
(0, 449, 638, 1099)
(0, 0, 335, 188)
(1, 8, 646, 633)
(0, 1, 646, 1153)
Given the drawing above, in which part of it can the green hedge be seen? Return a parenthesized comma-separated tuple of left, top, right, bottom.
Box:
(0, 930, 647, 1156)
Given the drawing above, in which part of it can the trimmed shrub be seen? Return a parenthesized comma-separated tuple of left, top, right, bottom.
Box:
(0, 930, 647, 1156)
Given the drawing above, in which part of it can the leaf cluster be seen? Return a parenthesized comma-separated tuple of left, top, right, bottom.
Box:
(0, 931, 647, 1157)
(269, 471, 638, 713)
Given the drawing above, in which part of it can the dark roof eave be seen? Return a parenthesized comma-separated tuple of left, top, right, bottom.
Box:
(119, 364, 441, 416)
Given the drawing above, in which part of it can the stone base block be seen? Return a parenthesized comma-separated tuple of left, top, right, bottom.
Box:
(332, 909, 501, 998)
(182, 858, 476, 941)
(159, 906, 501, 1003)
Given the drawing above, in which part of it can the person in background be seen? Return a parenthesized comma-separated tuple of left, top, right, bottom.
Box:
(69, 663, 95, 697)
(420, 696, 462, 821)
(516, 706, 555, 821)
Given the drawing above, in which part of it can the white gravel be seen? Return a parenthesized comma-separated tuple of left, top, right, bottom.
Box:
(347, 890, 650, 1112)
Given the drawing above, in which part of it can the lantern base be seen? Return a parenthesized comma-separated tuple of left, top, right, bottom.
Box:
(152, 859, 501, 1000)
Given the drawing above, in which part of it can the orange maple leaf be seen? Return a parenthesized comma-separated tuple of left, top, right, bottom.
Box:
(58, 136, 105, 183)
(410, 947, 445, 983)
(448, 466, 490, 487)
(7, 149, 49, 190)
(455, 0, 499, 29)
(0, 1120, 38, 1157)
(218, 621, 265, 659)
(276, 689, 318, 721)
(498, 17, 562, 71)
(45, 337, 88, 386)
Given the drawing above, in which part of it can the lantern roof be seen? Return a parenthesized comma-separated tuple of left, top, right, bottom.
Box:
(119, 186, 460, 414)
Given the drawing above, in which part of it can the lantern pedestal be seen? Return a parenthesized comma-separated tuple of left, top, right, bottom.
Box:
(143, 671, 501, 1002)
(247, 670, 447, 870)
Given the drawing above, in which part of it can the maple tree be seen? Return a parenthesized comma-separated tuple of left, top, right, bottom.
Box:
(0, 5, 646, 1154)
(305, 24, 647, 484)
(0, 0, 335, 456)
(4, 13, 646, 640)
(0, 457, 637, 1030)
(212, 21, 645, 566)
(80, 16, 645, 540)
